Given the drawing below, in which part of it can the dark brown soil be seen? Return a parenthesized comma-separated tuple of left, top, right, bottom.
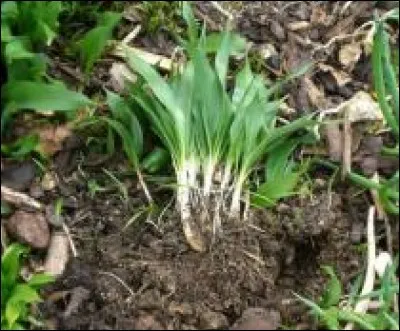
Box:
(37, 158, 363, 329)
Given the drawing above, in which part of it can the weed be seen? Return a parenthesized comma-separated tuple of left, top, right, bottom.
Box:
(296, 260, 399, 330)
(1, 243, 54, 330)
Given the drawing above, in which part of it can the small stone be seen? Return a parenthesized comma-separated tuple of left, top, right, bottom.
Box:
(230, 308, 281, 330)
(41, 172, 56, 191)
(270, 21, 285, 41)
(134, 313, 164, 330)
(6, 211, 50, 249)
(1, 161, 36, 191)
(200, 310, 229, 330)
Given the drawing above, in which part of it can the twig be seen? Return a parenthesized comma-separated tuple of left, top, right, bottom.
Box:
(1, 185, 43, 210)
(345, 206, 376, 330)
(210, 1, 233, 21)
(98, 270, 135, 297)
(61, 223, 78, 258)
(157, 197, 174, 226)
(342, 110, 352, 179)
(370, 173, 393, 255)
(122, 24, 141, 44)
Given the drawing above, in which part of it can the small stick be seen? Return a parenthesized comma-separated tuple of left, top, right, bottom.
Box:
(345, 206, 376, 330)
(1, 185, 43, 210)
(98, 270, 135, 297)
(122, 25, 141, 44)
(342, 110, 352, 179)
(210, 1, 233, 21)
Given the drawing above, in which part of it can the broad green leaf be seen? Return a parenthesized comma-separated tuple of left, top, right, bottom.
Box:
(4, 39, 35, 63)
(1, 1, 18, 21)
(77, 11, 121, 74)
(319, 266, 342, 308)
(1, 243, 28, 289)
(9, 284, 41, 304)
(5, 300, 23, 329)
(26, 273, 55, 288)
(1, 134, 39, 160)
(2, 81, 92, 113)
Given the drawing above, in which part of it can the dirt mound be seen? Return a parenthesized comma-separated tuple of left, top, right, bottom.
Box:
(39, 186, 361, 329)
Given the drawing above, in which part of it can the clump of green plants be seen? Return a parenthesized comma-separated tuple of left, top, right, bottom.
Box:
(104, 2, 314, 251)
(76, 10, 121, 75)
(1, 243, 55, 330)
(296, 261, 399, 330)
(1, 1, 91, 158)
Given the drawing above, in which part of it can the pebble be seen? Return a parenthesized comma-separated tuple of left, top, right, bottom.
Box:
(230, 308, 281, 330)
(6, 211, 50, 249)
(1, 161, 36, 191)
(200, 310, 229, 330)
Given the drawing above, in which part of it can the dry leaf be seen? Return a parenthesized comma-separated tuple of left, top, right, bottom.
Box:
(304, 77, 326, 109)
(339, 42, 362, 69)
(310, 6, 328, 25)
(287, 21, 310, 31)
(345, 91, 383, 123)
(109, 62, 137, 93)
(35, 125, 72, 156)
(318, 63, 352, 86)
(113, 44, 175, 71)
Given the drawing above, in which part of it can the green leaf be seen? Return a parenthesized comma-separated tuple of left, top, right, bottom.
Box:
(106, 90, 143, 156)
(5, 300, 23, 329)
(77, 11, 121, 74)
(1, 134, 39, 160)
(1, 243, 29, 290)
(319, 265, 343, 308)
(2, 80, 92, 113)
(26, 273, 55, 288)
(205, 32, 247, 55)
(4, 38, 35, 63)
(142, 147, 170, 173)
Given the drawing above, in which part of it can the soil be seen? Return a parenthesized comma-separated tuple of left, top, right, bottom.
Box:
(35, 156, 365, 330)
(2, 1, 398, 330)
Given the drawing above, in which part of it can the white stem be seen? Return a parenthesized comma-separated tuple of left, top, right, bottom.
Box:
(177, 162, 205, 252)
(243, 189, 250, 222)
(345, 206, 376, 330)
(220, 164, 232, 212)
(230, 180, 242, 219)
(203, 158, 215, 198)
(186, 158, 199, 207)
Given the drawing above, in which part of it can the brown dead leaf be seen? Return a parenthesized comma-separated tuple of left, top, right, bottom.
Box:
(109, 62, 137, 93)
(339, 42, 362, 69)
(318, 63, 352, 87)
(287, 21, 310, 31)
(310, 6, 328, 25)
(346, 91, 383, 123)
(304, 77, 327, 109)
(34, 124, 72, 156)
(324, 122, 343, 162)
